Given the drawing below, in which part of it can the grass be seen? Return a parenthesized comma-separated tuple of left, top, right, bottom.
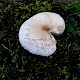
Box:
(0, 0, 80, 80)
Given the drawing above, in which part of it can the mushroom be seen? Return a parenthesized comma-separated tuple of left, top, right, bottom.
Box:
(19, 12, 65, 56)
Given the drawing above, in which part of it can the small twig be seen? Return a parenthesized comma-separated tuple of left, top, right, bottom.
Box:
(21, 53, 25, 70)
(18, 69, 25, 72)
(10, 0, 13, 26)
(1, 44, 12, 53)
(66, 12, 80, 20)
(75, 12, 80, 17)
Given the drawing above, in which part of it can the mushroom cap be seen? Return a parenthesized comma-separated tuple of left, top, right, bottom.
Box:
(19, 12, 65, 56)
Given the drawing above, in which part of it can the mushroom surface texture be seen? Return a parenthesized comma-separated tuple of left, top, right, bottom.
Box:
(19, 12, 65, 56)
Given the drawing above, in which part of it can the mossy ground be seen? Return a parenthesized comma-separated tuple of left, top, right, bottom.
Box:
(0, 0, 80, 80)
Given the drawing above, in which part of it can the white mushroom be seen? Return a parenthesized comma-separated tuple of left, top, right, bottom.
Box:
(19, 12, 65, 56)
